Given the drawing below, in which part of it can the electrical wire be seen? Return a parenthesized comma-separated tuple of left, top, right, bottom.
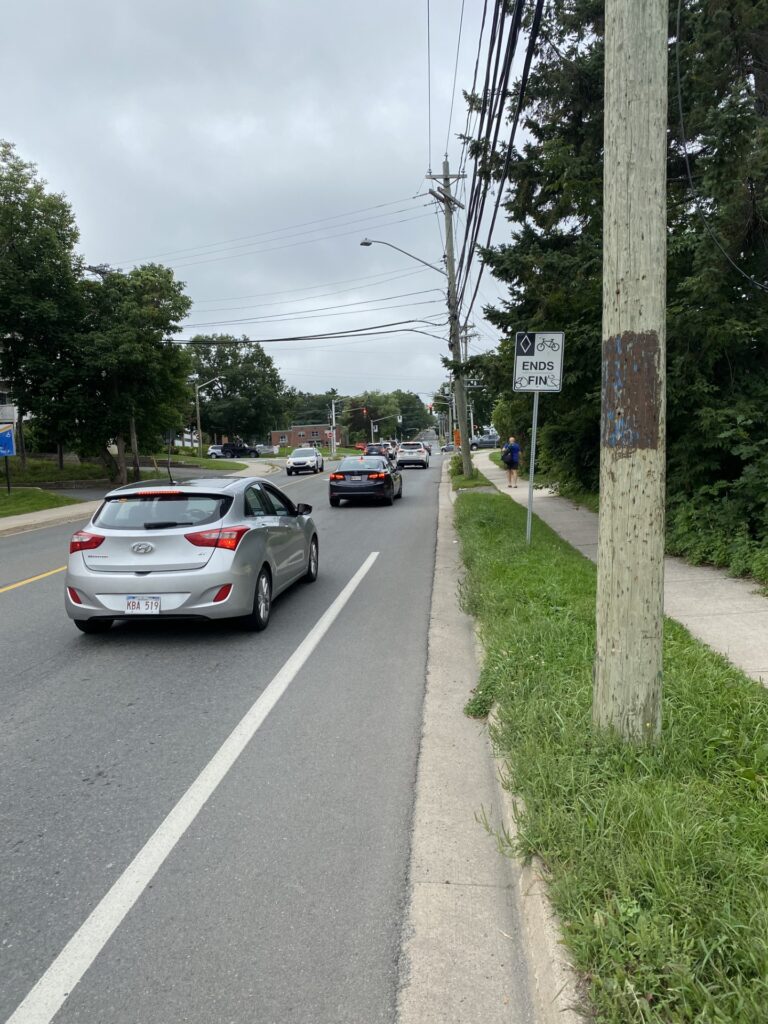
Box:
(183, 299, 445, 330)
(193, 267, 430, 306)
(172, 318, 447, 346)
(674, 0, 768, 293)
(108, 195, 428, 265)
(459, 0, 543, 324)
(427, 0, 433, 172)
(163, 212, 435, 270)
(445, 0, 467, 154)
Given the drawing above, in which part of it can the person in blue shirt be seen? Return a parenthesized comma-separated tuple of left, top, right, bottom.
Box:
(501, 435, 521, 488)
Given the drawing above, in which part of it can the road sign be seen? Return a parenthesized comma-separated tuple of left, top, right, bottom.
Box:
(513, 332, 564, 392)
(0, 422, 15, 457)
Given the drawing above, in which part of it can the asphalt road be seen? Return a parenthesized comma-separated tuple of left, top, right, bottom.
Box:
(1, 458, 442, 1024)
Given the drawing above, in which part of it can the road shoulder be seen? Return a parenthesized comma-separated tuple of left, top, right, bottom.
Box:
(396, 462, 539, 1023)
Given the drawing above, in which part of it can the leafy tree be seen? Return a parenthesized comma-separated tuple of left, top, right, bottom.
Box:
(476, 0, 768, 572)
(0, 140, 82, 467)
(68, 265, 193, 482)
(189, 335, 287, 443)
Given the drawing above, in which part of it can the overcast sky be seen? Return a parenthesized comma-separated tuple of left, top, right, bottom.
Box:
(2, 0, 512, 401)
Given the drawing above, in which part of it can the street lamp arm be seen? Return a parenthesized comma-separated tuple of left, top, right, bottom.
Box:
(360, 238, 447, 277)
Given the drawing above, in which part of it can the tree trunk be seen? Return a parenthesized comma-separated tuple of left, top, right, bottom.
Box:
(128, 415, 141, 481)
(16, 414, 27, 472)
(99, 445, 120, 482)
(593, 0, 667, 743)
(114, 433, 128, 486)
(57, 443, 64, 471)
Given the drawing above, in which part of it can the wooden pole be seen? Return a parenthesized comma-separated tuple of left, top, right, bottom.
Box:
(593, 0, 668, 743)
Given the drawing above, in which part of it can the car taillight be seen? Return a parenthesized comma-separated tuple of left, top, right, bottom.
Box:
(367, 472, 387, 480)
(212, 584, 233, 603)
(185, 526, 249, 551)
(135, 489, 183, 496)
(329, 473, 344, 480)
(70, 531, 105, 553)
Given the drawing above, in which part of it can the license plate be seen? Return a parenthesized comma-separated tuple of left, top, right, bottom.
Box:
(125, 595, 161, 614)
(351, 475, 362, 481)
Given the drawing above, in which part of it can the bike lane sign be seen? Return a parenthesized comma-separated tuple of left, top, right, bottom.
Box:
(513, 332, 564, 392)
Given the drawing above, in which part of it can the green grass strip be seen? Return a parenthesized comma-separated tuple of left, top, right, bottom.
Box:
(454, 491, 768, 1023)
(449, 453, 493, 490)
(0, 488, 81, 518)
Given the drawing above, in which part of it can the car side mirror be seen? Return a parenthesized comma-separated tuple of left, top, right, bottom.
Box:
(295, 502, 312, 516)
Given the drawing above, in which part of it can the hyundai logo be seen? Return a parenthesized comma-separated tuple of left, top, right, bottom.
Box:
(131, 542, 154, 554)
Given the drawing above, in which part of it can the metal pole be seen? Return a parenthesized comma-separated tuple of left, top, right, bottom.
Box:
(330, 399, 337, 457)
(195, 385, 203, 459)
(526, 392, 540, 546)
(4, 455, 10, 496)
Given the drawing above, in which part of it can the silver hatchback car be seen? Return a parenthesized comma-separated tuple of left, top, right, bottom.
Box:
(65, 477, 319, 634)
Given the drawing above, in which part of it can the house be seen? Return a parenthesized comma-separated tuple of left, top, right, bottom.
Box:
(270, 423, 349, 449)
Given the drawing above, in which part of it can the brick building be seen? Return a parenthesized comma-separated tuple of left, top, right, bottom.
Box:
(269, 423, 349, 449)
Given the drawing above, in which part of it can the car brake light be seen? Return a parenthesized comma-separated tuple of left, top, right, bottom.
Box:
(329, 472, 344, 480)
(67, 587, 83, 604)
(185, 526, 249, 551)
(70, 531, 105, 553)
(367, 472, 387, 480)
(212, 583, 233, 603)
(136, 489, 183, 496)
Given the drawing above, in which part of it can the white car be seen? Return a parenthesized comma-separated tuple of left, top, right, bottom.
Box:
(207, 445, 224, 459)
(286, 447, 324, 475)
(397, 442, 429, 469)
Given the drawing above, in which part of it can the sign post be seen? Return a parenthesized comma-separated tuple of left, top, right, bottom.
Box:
(0, 406, 17, 497)
(513, 332, 565, 544)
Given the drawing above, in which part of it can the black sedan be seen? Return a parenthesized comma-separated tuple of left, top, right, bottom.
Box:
(329, 456, 403, 507)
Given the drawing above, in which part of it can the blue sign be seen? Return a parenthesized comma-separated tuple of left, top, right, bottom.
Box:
(0, 423, 16, 457)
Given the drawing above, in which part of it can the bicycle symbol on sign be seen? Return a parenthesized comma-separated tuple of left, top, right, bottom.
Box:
(536, 338, 561, 352)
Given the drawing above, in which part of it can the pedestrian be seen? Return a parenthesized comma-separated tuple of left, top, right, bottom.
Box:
(501, 435, 520, 488)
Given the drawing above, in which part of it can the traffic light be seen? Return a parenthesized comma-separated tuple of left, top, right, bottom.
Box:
(363, 406, 367, 416)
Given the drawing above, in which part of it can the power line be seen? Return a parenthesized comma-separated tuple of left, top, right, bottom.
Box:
(427, 0, 433, 172)
(183, 299, 445, 330)
(194, 280, 439, 315)
(108, 195, 427, 265)
(445, 0, 467, 154)
(163, 212, 435, 270)
(172, 318, 447, 346)
(192, 266, 429, 306)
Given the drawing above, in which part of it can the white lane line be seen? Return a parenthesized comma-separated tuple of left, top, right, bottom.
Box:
(6, 551, 380, 1024)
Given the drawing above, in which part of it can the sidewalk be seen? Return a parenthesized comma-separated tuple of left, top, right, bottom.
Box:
(0, 500, 101, 538)
(475, 452, 768, 685)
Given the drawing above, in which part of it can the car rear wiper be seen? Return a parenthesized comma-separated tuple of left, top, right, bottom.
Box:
(143, 521, 194, 529)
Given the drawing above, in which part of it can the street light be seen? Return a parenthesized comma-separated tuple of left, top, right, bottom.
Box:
(194, 376, 221, 458)
(359, 238, 446, 277)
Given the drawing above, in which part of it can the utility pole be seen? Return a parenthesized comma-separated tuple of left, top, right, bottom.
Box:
(330, 399, 337, 458)
(428, 159, 472, 477)
(593, 0, 668, 743)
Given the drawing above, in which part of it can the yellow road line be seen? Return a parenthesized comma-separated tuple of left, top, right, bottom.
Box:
(0, 566, 66, 595)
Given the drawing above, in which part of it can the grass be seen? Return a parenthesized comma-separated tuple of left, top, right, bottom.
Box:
(0, 487, 81, 518)
(454, 490, 768, 1023)
(449, 453, 493, 490)
(150, 453, 248, 472)
(5, 457, 111, 484)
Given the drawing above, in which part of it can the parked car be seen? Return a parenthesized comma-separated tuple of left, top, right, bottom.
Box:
(441, 442, 455, 453)
(469, 433, 500, 451)
(397, 442, 430, 469)
(207, 445, 224, 459)
(255, 443, 279, 456)
(286, 447, 324, 475)
(328, 456, 402, 507)
(65, 477, 318, 633)
(221, 441, 260, 458)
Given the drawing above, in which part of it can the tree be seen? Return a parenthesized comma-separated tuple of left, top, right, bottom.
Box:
(69, 265, 192, 482)
(0, 140, 82, 468)
(476, 0, 768, 563)
(189, 335, 287, 443)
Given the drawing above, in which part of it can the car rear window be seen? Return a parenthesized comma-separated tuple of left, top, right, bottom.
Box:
(338, 458, 387, 471)
(292, 449, 316, 457)
(94, 492, 233, 530)
(400, 443, 423, 450)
